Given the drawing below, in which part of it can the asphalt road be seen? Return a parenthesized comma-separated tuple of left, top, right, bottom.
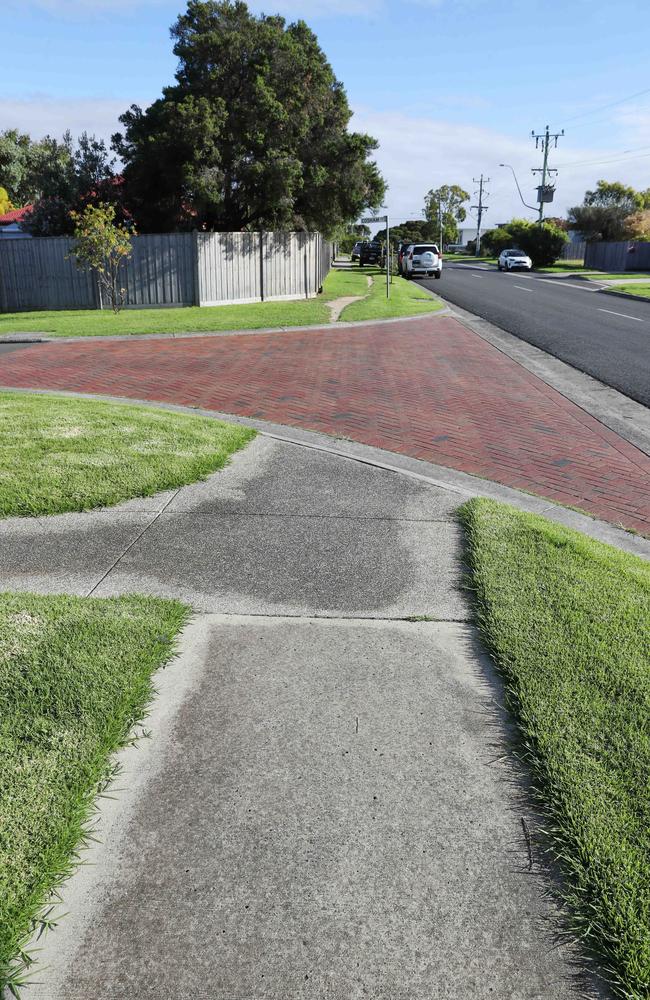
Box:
(417, 263, 650, 407)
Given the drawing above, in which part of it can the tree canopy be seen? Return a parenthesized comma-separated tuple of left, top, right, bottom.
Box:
(424, 184, 470, 246)
(568, 180, 650, 242)
(0, 128, 117, 235)
(113, 0, 385, 234)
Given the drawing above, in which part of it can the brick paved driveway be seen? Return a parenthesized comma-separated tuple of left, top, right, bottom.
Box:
(2, 314, 649, 533)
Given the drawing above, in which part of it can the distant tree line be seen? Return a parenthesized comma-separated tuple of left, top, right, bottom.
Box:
(0, 0, 385, 237)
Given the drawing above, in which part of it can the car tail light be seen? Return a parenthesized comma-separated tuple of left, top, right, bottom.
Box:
(408, 251, 413, 259)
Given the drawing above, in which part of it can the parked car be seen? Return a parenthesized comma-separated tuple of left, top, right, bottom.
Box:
(351, 241, 363, 262)
(445, 243, 465, 254)
(403, 243, 442, 279)
(497, 248, 532, 271)
(396, 241, 412, 275)
(359, 241, 383, 266)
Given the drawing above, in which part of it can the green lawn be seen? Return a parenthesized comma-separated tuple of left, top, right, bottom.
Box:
(0, 392, 255, 518)
(444, 254, 497, 265)
(460, 498, 650, 999)
(612, 283, 650, 298)
(0, 266, 441, 337)
(0, 298, 331, 338)
(0, 591, 189, 994)
(536, 260, 590, 273)
(339, 271, 443, 321)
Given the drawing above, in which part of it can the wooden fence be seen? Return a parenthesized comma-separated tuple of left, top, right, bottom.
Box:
(0, 231, 332, 313)
(584, 240, 650, 272)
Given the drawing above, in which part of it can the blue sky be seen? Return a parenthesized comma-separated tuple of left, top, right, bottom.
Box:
(3, 0, 650, 224)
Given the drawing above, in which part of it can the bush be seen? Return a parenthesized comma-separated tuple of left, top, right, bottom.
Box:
(483, 220, 568, 267)
(511, 220, 568, 267)
(481, 227, 513, 258)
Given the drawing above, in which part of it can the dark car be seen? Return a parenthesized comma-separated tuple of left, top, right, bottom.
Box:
(351, 240, 363, 262)
(359, 241, 382, 266)
(396, 241, 412, 275)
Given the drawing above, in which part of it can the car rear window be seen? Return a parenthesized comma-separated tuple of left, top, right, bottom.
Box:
(413, 245, 439, 254)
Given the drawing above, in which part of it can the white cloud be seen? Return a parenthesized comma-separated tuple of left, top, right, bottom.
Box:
(0, 96, 128, 144)
(351, 106, 650, 225)
(4, 95, 649, 224)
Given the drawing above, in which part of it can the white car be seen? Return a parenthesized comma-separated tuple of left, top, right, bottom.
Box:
(498, 248, 532, 271)
(404, 243, 442, 279)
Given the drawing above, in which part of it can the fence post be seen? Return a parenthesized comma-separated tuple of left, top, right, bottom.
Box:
(260, 230, 265, 302)
(0, 245, 7, 313)
(192, 230, 201, 306)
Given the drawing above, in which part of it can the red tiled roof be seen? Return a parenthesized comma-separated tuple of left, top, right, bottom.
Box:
(0, 205, 33, 225)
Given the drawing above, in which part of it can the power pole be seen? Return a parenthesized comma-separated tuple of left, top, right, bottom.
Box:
(472, 175, 489, 256)
(531, 125, 563, 225)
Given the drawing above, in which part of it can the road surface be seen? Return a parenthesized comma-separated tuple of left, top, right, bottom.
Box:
(418, 263, 650, 407)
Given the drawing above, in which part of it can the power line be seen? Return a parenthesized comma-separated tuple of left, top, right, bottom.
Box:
(555, 147, 650, 170)
(560, 85, 650, 126)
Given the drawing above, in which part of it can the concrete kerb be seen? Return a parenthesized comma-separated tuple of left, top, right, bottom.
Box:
(597, 286, 650, 304)
(3, 384, 649, 560)
(441, 300, 650, 457)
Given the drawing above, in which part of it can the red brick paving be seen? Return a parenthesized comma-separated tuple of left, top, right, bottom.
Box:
(3, 314, 650, 533)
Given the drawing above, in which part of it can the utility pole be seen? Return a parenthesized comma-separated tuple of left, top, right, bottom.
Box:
(472, 174, 489, 256)
(531, 125, 563, 225)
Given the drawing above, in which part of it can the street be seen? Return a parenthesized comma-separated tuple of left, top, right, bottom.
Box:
(418, 264, 650, 408)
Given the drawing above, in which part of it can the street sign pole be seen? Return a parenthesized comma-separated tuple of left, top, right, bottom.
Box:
(360, 213, 390, 299)
(386, 212, 390, 299)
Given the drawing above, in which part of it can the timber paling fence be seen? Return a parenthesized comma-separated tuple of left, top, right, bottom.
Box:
(584, 240, 650, 272)
(0, 231, 332, 313)
(559, 241, 586, 261)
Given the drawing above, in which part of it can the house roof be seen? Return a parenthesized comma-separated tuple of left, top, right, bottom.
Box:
(0, 205, 32, 226)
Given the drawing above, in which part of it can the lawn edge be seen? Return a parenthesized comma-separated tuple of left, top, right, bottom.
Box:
(457, 497, 646, 999)
(0, 308, 452, 344)
(1, 594, 192, 996)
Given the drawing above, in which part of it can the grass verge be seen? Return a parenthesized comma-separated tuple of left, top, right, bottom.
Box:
(610, 283, 650, 299)
(0, 591, 190, 994)
(0, 392, 255, 518)
(0, 266, 437, 337)
(339, 272, 443, 321)
(460, 498, 650, 999)
(0, 298, 331, 337)
(444, 254, 497, 265)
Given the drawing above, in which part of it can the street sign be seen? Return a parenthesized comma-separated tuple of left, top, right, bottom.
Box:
(360, 215, 387, 224)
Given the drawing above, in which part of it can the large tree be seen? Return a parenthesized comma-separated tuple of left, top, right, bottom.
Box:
(568, 180, 644, 242)
(424, 184, 470, 246)
(113, 0, 385, 234)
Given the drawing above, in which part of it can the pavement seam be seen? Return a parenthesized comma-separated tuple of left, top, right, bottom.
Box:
(184, 610, 472, 623)
(155, 510, 456, 522)
(85, 487, 183, 596)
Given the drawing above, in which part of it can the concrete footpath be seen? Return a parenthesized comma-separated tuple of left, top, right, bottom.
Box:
(10, 435, 615, 1000)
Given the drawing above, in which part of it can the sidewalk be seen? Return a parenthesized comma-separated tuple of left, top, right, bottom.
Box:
(15, 436, 607, 1000)
(2, 311, 649, 533)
